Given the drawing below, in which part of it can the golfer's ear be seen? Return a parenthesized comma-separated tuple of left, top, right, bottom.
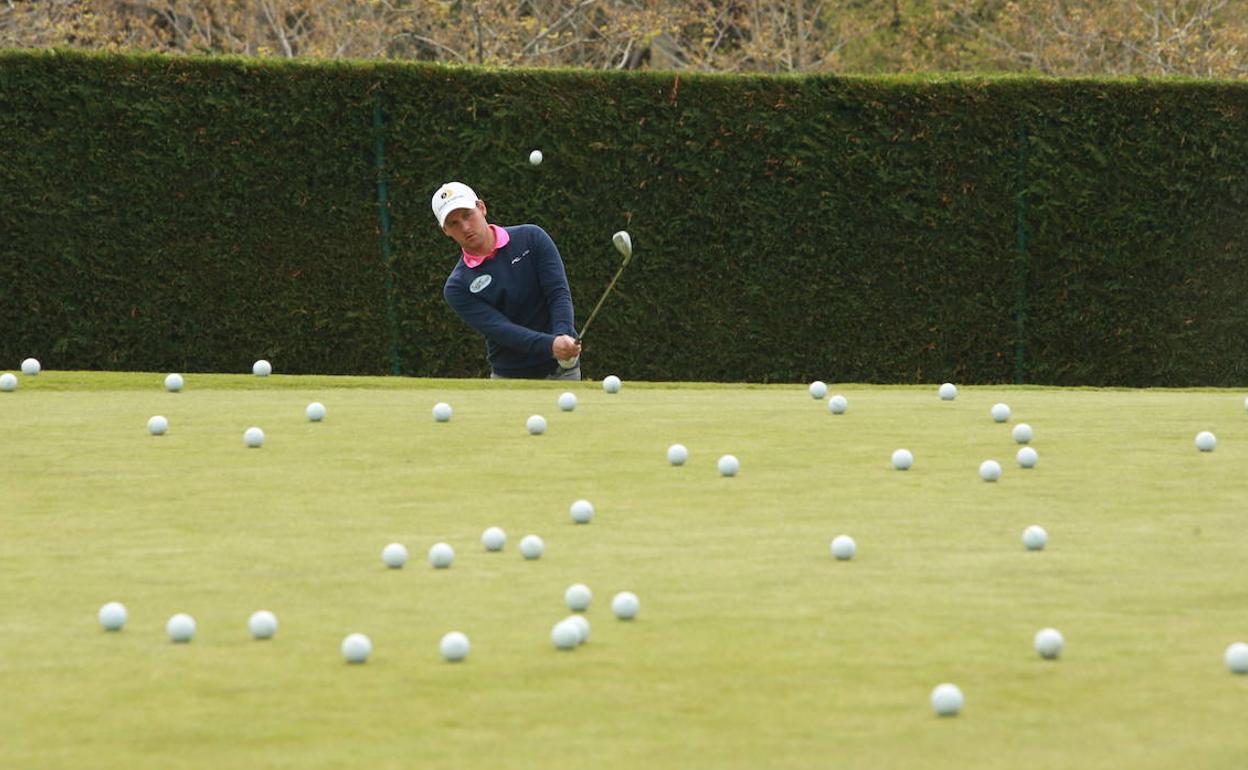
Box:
(477, 200, 488, 218)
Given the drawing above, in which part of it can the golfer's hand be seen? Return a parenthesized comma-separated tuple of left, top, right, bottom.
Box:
(552, 335, 581, 361)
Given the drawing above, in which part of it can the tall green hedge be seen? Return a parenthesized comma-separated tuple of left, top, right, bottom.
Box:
(1, 49, 1245, 384)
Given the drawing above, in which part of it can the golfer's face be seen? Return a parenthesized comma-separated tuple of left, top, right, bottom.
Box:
(443, 202, 490, 255)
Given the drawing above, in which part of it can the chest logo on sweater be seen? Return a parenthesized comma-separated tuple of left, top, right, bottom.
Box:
(469, 274, 492, 294)
(511, 249, 529, 265)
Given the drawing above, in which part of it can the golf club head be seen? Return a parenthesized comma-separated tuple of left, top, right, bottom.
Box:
(612, 230, 632, 264)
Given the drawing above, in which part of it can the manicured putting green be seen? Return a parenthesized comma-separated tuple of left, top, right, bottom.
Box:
(1, 372, 1245, 769)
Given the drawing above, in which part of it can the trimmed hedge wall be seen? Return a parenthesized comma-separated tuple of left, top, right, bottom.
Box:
(1, 49, 1245, 384)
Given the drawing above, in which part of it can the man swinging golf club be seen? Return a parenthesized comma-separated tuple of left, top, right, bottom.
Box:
(436, 182, 582, 379)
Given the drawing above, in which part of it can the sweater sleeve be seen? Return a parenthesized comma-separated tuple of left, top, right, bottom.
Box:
(530, 227, 576, 336)
(443, 277, 556, 356)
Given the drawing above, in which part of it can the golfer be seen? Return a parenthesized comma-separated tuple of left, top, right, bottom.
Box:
(435, 182, 581, 379)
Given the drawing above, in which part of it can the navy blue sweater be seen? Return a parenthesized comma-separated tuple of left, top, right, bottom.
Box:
(443, 224, 576, 378)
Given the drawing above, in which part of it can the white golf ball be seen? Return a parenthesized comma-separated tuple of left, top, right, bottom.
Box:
(718, 454, 740, 477)
(938, 382, 957, 400)
(428, 542, 454, 569)
(830, 535, 856, 560)
(306, 402, 326, 421)
(166, 613, 196, 643)
(1226, 642, 1248, 674)
(526, 415, 547, 435)
(440, 631, 470, 662)
(565, 583, 592, 612)
(164, 373, 183, 392)
(253, 359, 272, 377)
(1244, 396, 1248, 413)
(529, 149, 543, 165)
(667, 443, 688, 466)
(21, 357, 40, 376)
(382, 542, 408, 568)
(611, 591, 640, 620)
(1195, 431, 1216, 452)
(979, 459, 1002, 482)
(520, 534, 544, 560)
(432, 402, 452, 422)
(0, 373, 18, 392)
(244, 426, 265, 448)
(98, 602, 127, 631)
(892, 449, 914, 470)
(558, 392, 577, 411)
(551, 620, 579, 650)
(809, 380, 828, 399)
(249, 610, 278, 640)
(991, 403, 1011, 422)
(1022, 525, 1047, 551)
(603, 375, 622, 394)
(481, 527, 506, 551)
(341, 633, 372, 664)
(569, 499, 594, 524)
(1017, 446, 1038, 468)
(1034, 628, 1064, 659)
(828, 395, 848, 414)
(1012, 423, 1033, 443)
(930, 683, 964, 716)
(147, 415, 168, 436)
(564, 614, 590, 644)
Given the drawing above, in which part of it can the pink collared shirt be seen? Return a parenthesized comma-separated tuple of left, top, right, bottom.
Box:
(462, 224, 510, 268)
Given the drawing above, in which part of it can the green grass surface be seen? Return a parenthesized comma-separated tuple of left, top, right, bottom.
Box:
(2, 371, 1246, 769)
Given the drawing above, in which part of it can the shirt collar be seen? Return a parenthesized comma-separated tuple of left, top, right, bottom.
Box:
(462, 224, 510, 268)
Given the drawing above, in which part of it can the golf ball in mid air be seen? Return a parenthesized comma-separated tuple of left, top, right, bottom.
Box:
(830, 535, 856, 560)
(565, 583, 592, 611)
(938, 382, 957, 400)
(611, 591, 640, 620)
(558, 392, 577, 411)
(1195, 431, 1216, 452)
(382, 542, 408, 568)
(569, 499, 594, 524)
(252, 359, 272, 377)
(667, 443, 688, 466)
(21, 357, 40, 376)
(164, 373, 183, 392)
(306, 402, 326, 421)
(341, 633, 372, 664)
(1034, 628, 1064, 659)
(1012, 423, 1033, 443)
(551, 620, 579, 650)
(432, 402, 452, 422)
(98, 602, 127, 631)
(891, 449, 914, 470)
(1022, 525, 1047, 550)
(1226, 642, 1248, 674)
(166, 613, 196, 643)
(979, 460, 1002, 482)
(529, 149, 543, 165)
(991, 403, 1011, 422)
(520, 535, 545, 560)
(147, 415, 168, 436)
(602, 375, 622, 394)
(930, 683, 964, 716)
(718, 454, 740, 477)
(809, 380, 828, 399)
(249, 610, 278, 640)
(244, 426, 265, 448)
(481, 527, 506, 551)
(440, 631, 470, 662)
(828, 395, 848, 414)
(0, 373, 18, 392)
(526, 415, 547, 435)
(1017, 446, 1038, 468)
(428, 542, 454, 569)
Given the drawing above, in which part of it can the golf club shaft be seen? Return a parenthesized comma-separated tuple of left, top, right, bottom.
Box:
(577, 262, 628, 341)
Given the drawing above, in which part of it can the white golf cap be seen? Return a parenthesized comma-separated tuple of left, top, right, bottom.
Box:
(432, 181, 479, 228)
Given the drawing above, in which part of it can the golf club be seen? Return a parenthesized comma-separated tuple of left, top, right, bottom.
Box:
(576, 230, 632, 342)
